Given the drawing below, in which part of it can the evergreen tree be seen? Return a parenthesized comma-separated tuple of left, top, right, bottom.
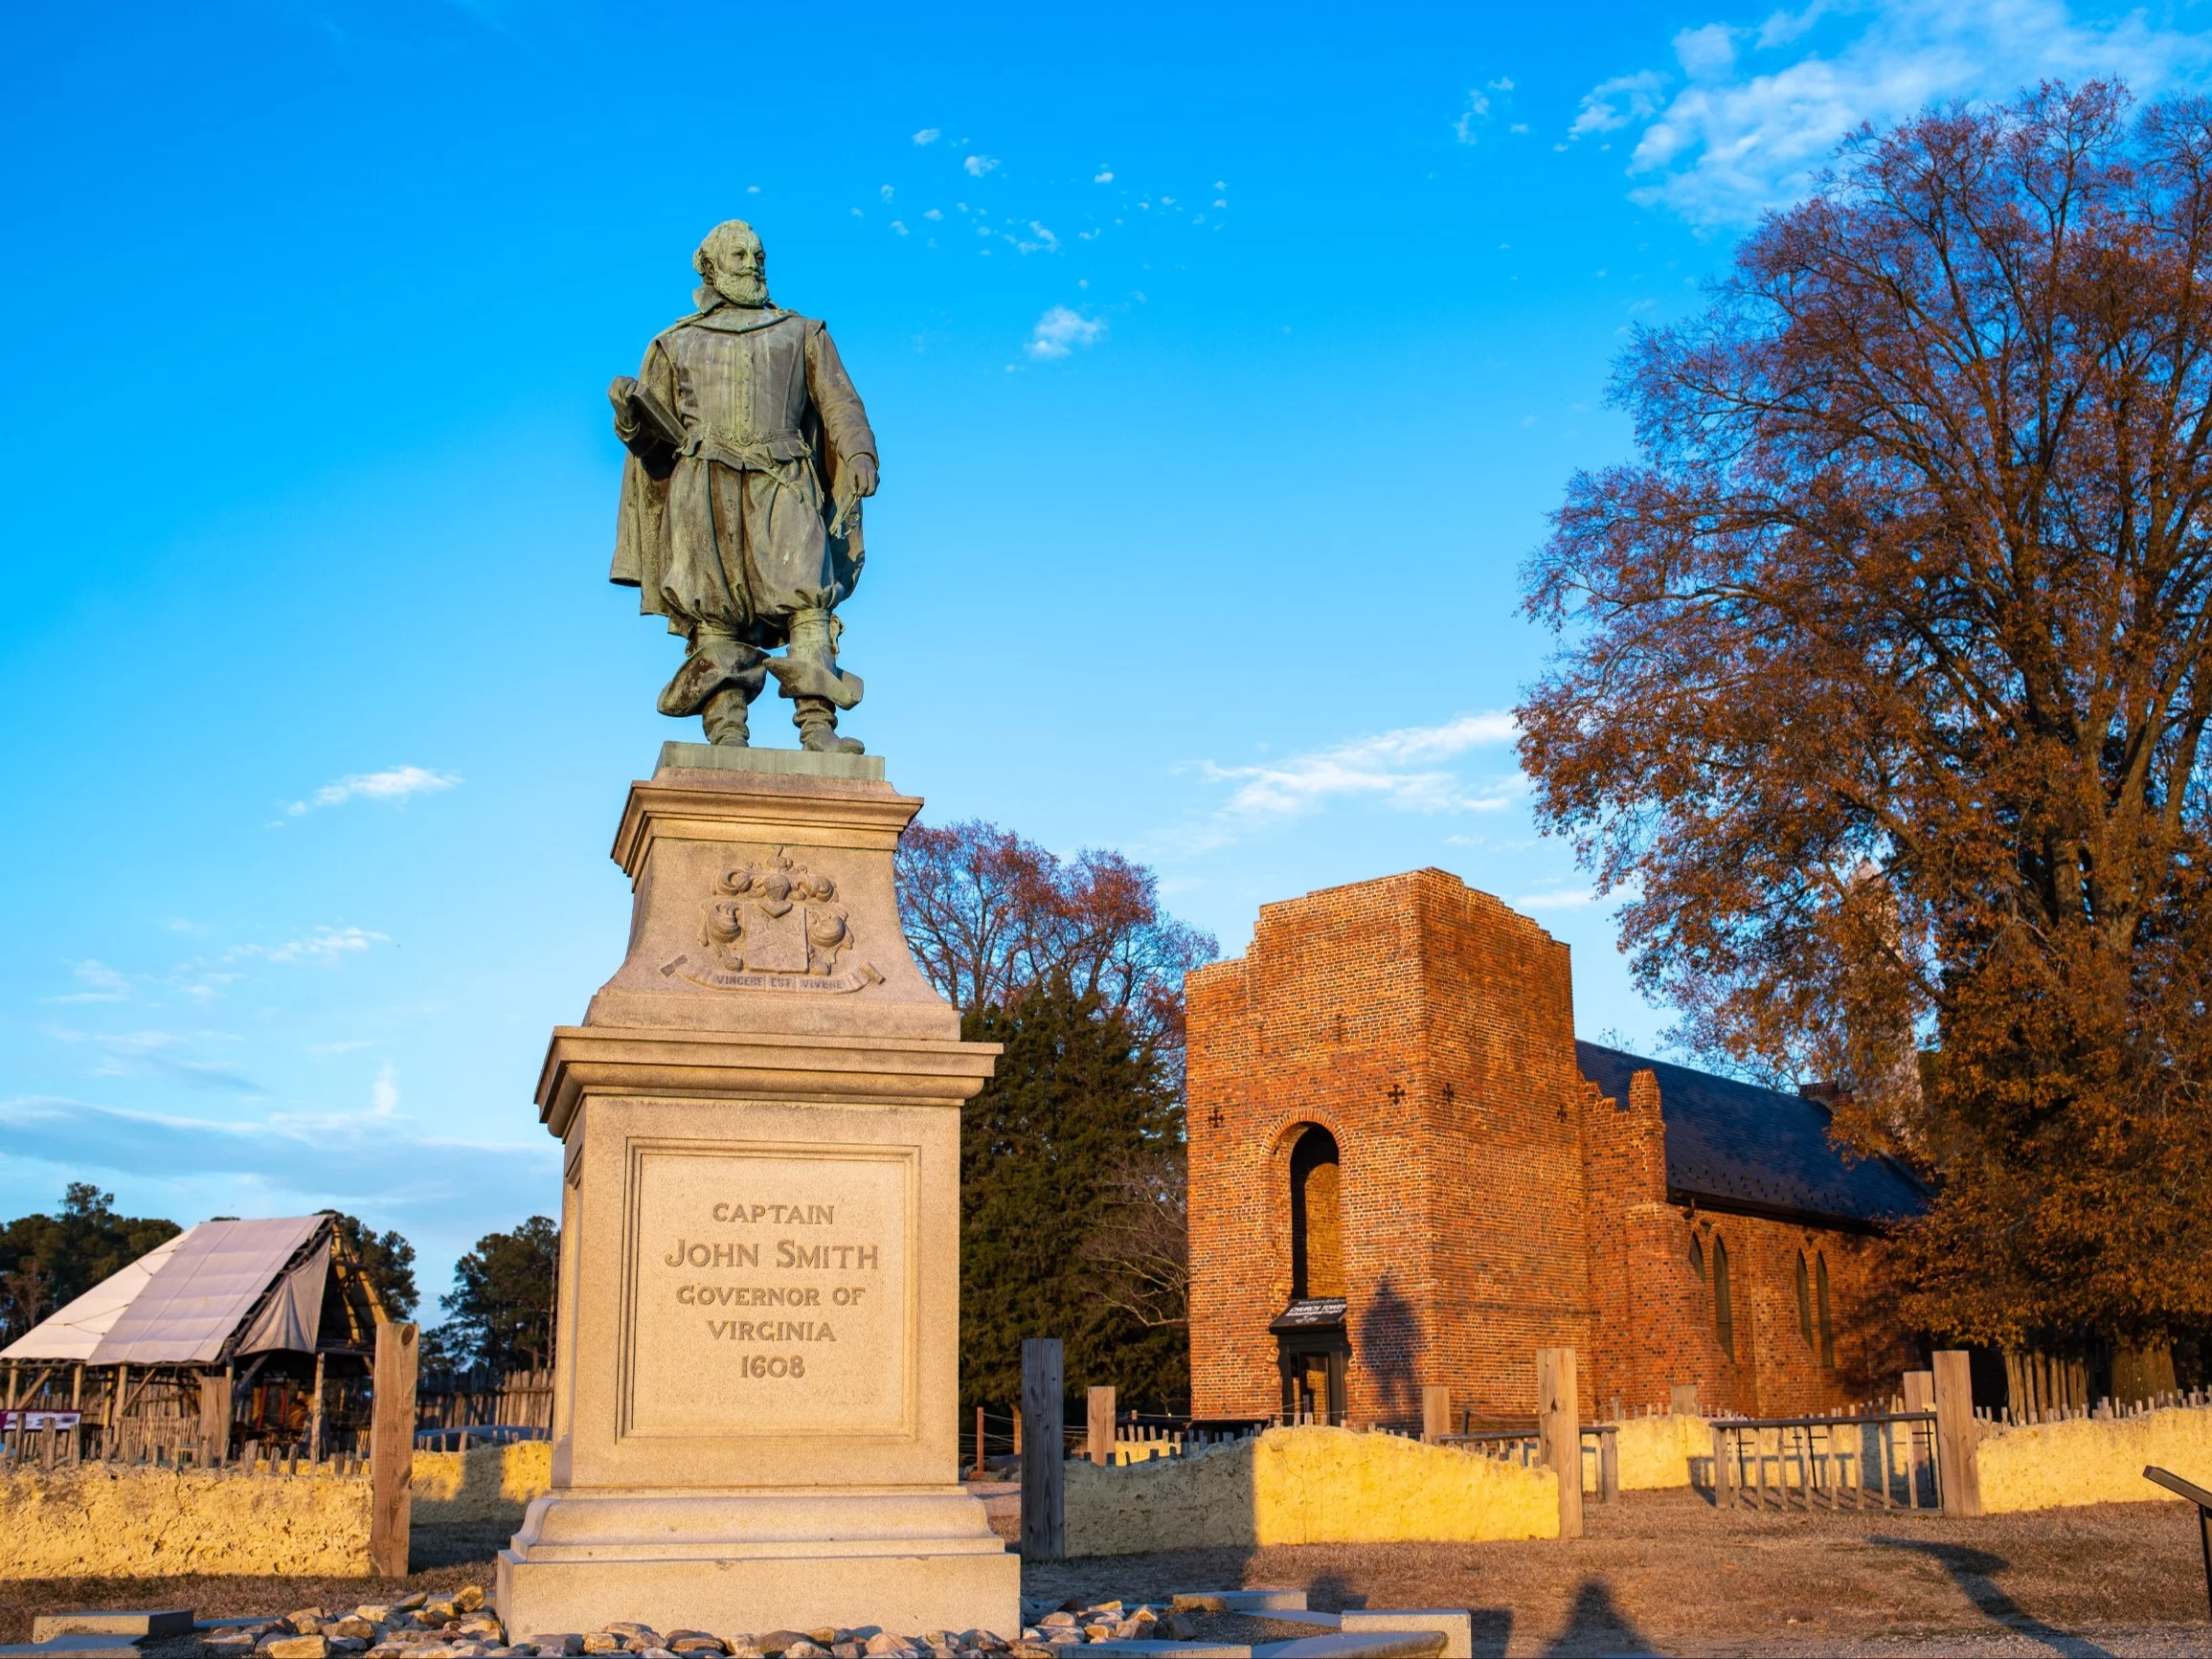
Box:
(958, 980, 1187, 1413)
(320, 1211, 419, 1321)
(433, 1217, 558, 1374)
(0, 1184, 180, 1343)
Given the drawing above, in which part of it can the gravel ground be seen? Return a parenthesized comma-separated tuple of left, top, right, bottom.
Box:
(3, 1494, 2209, 1657)
(1017, 1490, 2212, 1656)
(0, 1525, 511, 1646)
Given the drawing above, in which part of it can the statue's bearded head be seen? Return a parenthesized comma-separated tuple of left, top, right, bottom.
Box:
(695, 220, 770, 309)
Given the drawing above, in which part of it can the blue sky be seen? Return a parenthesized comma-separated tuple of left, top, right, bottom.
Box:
(4, 0, 2208, 1309)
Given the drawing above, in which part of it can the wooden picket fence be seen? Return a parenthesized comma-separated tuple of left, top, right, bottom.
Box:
(415, 1366, 553, 1433)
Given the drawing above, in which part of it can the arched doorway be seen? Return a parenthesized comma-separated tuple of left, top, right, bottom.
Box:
(1273, 1125, 1348, 1423)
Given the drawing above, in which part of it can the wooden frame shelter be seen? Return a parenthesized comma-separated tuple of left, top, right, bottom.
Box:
(0, 1214, 390, 1465)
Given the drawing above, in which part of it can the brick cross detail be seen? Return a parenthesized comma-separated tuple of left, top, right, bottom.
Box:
(1386, 1083, 1407, 1105)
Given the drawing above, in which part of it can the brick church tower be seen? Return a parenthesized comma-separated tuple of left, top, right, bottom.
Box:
(1185, 868, 1924, 1427)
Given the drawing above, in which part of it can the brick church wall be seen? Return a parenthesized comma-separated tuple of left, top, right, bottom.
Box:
(1188, 867, 1915, 1429)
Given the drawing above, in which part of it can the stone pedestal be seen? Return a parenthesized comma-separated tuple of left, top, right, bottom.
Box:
(497, 744, 1019, 1639)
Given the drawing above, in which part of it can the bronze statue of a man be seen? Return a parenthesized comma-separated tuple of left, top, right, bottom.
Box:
(608, 221, 878, 752)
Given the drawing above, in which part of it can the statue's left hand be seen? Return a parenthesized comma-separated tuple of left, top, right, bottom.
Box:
(845, 454, 879, 498)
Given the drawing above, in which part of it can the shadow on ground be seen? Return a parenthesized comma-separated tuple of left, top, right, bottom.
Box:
(1871, 1536, 2119, 1658)
(1531, 1580, 1658, 1656)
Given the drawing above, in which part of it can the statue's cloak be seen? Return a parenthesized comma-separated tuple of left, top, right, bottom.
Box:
(612, 303, 875, 645)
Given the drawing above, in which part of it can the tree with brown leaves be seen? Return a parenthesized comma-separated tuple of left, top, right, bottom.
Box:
(895, 819, 1215, 1407)
(895, 818, 1215, 1072)
(1520, 82, 2212, 1347)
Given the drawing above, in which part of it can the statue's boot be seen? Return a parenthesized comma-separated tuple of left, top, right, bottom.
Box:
(768, 608, 865, 754)
(659, 629, 768, 747)
(791, 696, 862, 753)
(701, 685, 754, 747)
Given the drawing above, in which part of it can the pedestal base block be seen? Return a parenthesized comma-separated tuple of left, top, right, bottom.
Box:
(508, 751, 1014, 1640)
(496, 1489, 1018, 1638)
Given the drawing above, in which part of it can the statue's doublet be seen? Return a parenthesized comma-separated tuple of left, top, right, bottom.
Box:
(655, 309, 824, 468)
(613, 303, 877, 641)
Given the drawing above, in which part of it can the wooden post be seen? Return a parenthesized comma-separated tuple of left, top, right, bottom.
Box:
(1902, 1367, 1934, 1503)
(974, 1405, 985, 1477)
(1088, 1385, 1115, 1467)
(1599, 1426, 1619, 1504)
(309, 1351, 327, 1462)
(1422, 1385, 1451, 1444)
(1931, 1349, 1982, 1517)
(1711, 1422, 1733, 1508)
(199, 1370, 234, 1468)
(1020, 1338, 1064, 1561)
(1537, 1347, 1584, 1540)
(370, 1322, 418, 1578)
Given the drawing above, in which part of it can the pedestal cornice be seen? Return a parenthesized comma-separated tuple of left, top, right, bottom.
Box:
(612, 772, 921, 879)
(535, 1024, 1000, 1137)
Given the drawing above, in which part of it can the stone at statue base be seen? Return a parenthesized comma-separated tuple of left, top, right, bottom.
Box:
(497, 744, 1017, 1640)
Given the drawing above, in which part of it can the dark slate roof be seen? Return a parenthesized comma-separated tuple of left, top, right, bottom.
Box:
(1575, 1041, 1928, 1228)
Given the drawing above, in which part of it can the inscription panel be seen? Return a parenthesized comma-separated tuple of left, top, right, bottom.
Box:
(622, 1140, 916, 1439)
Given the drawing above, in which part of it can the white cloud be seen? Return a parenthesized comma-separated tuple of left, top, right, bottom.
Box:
(1569, 69, 1670, 138)
(176, 970, 242, 1002)
(46, 959, 131, 1004)
(879, 184, 894, 201)
(227, 925, 390, 966)
(1095, 169, 1115, 183)
(964, 154, 999, 176)
(913, 127, 940, 145)
(45, 1027, 262, 1092)
(285, 764, 459, 816)
(1573, 0, 2212, 226)
(1454, 89, 1492, 144)
(1027, 305, 1105, 360)
(0, 1094, 557, 1216)
(891, 220, 909, 235)
(1516, 887, 1599, 911)
(372, 1063, 398, 1117)
(1758, 0, 1838, 50)
(1201, 712, 1522, 821)
(1675, 22, 1739, 79)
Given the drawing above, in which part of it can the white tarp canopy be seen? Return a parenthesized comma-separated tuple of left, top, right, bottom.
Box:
(0, 1216, 328, 1364)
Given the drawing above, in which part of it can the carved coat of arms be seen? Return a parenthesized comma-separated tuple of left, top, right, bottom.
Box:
(666, 848, 882, 994)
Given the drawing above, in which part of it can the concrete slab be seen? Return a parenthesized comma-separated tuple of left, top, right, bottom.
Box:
(32, 1618, 192, 1644)
(1080, 1638, 1446, 1659)
(0, 1639, 147, 1659)
(1253, 1636, 1446, 1659)
(1341, 1614, 1473, 1659)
